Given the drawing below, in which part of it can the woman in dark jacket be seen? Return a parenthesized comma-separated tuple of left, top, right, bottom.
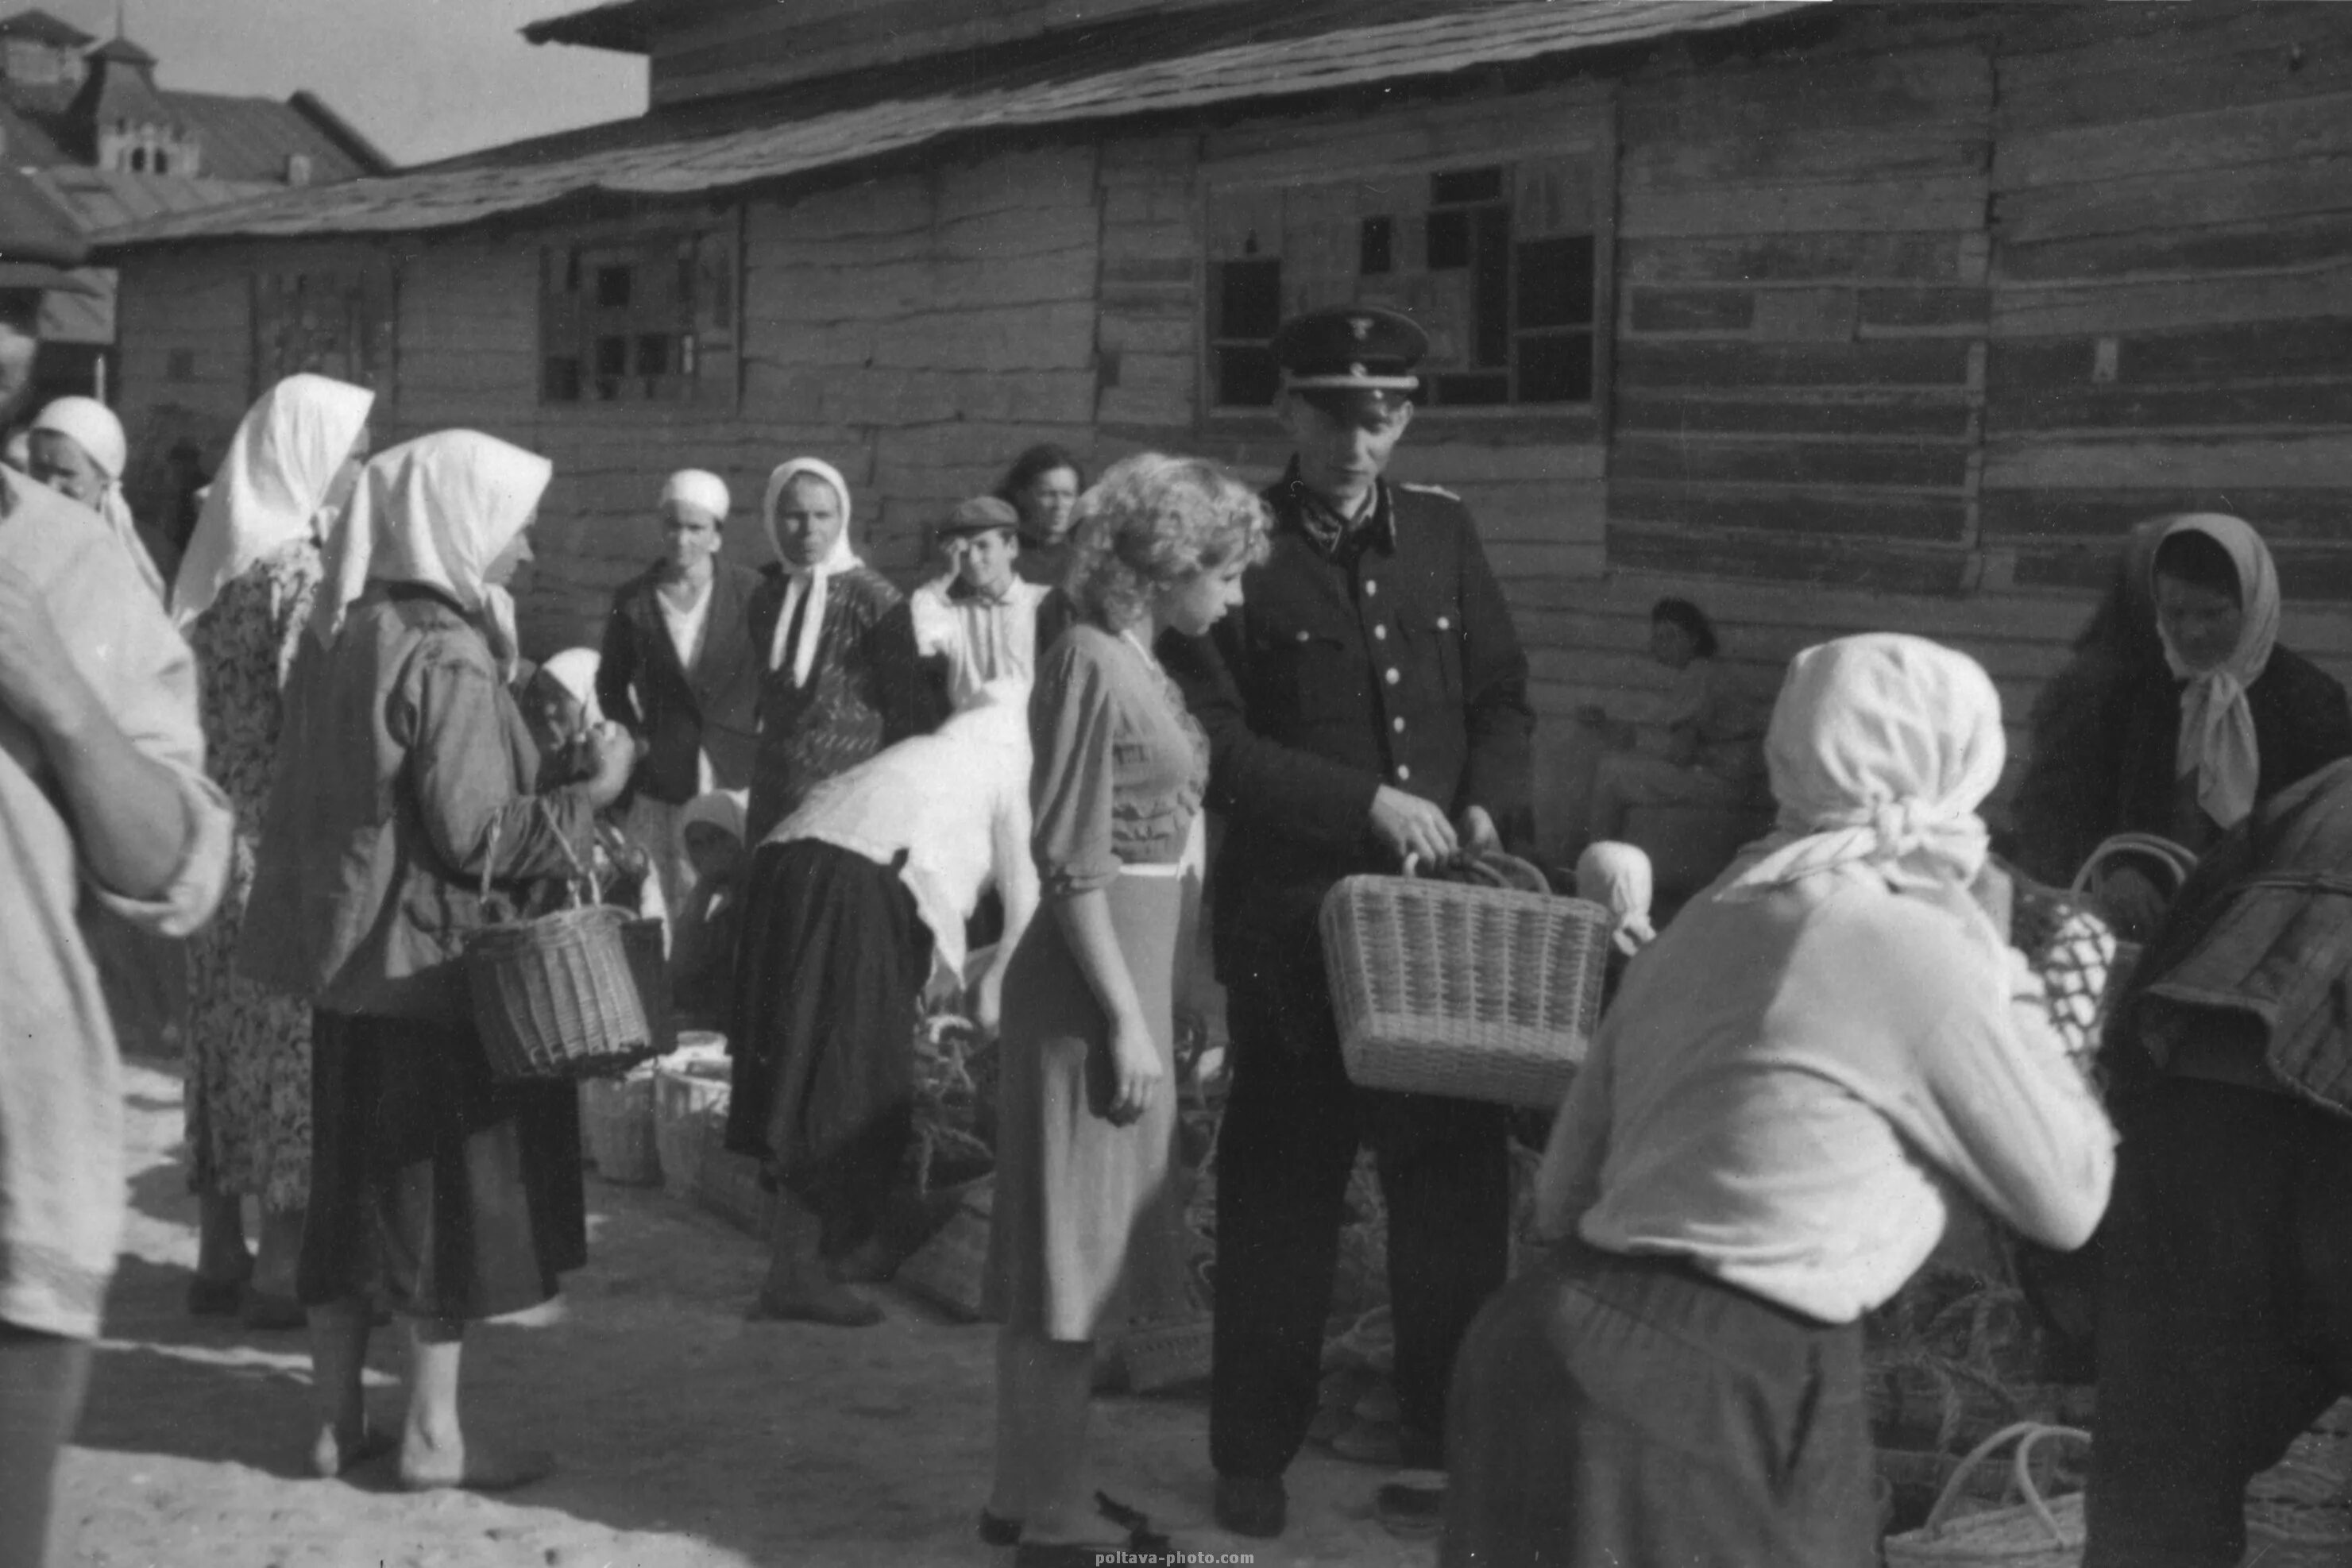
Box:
(2011, 514, 2352, 931)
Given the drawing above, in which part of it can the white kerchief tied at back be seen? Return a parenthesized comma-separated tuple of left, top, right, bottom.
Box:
(2153, 513, 2280, 832)
(762, 455, 862, 686)
(1718, 632, 2005, 907)
(314, 430, 554, 643)
(170, 373, 374, 631)
(1576, 840, 1657, 956)
(662, 468, 731, 521)
(539, 647, 605, 728)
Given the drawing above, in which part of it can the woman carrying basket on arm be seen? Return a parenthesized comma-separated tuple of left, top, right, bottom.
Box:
(242, 431, 634, 1489)
(1440, 634, 2118, 1568)
(983, 454, 1268, 1565)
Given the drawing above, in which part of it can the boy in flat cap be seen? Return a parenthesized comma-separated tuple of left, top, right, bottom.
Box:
(1158, 303, 1534, 1539)
(911, 493, 1075, 713)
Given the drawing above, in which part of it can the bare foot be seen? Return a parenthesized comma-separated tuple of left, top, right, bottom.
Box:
(308, 1422, 393, 1479)
(396, 1433, 555, 1493)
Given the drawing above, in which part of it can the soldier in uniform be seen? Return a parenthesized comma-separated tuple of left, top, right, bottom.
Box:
(1158, 303, 1535, 1539)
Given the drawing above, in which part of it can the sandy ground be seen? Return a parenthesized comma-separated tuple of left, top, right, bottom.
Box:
(57, 1058, 1439, 1568)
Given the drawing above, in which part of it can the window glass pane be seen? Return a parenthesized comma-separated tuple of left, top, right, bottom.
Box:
(1359, 216, 1392, 276)
(1431, 372, 1509, 406)
(1431, 167, 1504, 205)
(635, 334, 670, 376)
(1474, 205, 1512, 367)
(1216, 346, 1281, 407)
(1517, 331, 1593, 403)
(1516, 236, 1595, 330)
(1217, 258, 1283, 340)
(1427, 209, 1469, 270)
(543, 356, 581, 402)
(596, 265, 632, 308)
(596, 335, 628, 376)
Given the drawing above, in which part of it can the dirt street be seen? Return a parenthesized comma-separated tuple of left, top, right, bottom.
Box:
(56, 1059, 1438, 1568)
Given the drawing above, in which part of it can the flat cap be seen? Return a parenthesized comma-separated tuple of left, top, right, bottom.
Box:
(1270, 303, 1426, 392)
(938, 494, 1021, 536)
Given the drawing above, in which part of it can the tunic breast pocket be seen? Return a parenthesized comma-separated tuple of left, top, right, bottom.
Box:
(1396, 606, 1464, 706)
(1254, 620, 1364, 718)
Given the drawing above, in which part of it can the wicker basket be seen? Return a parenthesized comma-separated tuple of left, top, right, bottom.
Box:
(1121, 1314, 1214, 1394)
(581, 1068, 661, 1185)
(653, 1066, 729, 1199)
(1884, 1423, 2088, 1568)
(2243, 1399, 2352, 1566)
(897, 1178, 992, 1320)
(464, 810, 664, 1082)
(1320, 851, 1610, 1108)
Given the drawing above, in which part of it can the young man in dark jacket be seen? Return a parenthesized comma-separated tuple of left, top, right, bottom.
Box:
(1160, 303, 1534, 1540)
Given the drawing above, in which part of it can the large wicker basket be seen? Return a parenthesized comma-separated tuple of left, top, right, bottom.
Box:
(581, 1068, 661, 1185)
(2244, 1398, 2352, 1566)
(463, 812, 665, 1082)
(1883, 1422, 2088, 1568)
(1320, 852, 1611, 1108)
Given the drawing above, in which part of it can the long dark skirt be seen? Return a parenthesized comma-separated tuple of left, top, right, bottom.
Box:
(724, 839, 930, 1248)
(1442, 1240, 1875, 1568)
(298, 1010, 586, 1321)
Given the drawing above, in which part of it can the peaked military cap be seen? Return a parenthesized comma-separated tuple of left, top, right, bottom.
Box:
(1270, 303, 1427, 392)
(937, 494, 1022, 537)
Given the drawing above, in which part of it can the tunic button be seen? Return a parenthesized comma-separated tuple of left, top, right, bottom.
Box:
(1295, 629, 1311, 643)
(1392, 717, 1405, 733)
(1385, 667, 1400, 686)
(1373, 625, 1388, 641)
(1396, 764, 1412, 782)
(1437, 616, 1451, 631)
(1364, 581, 1379, 597)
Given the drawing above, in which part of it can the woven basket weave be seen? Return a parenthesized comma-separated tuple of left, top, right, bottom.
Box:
(1121, 1315, 1214, 1394)
(653, 1067, 729, 1199)
(2243, 1398, 2352, 1566)
(580, 1069, 661, 1185)
(898, 1179, 992, 1321)
(1321, 852, 1610, 1108)
(1883, 1423, 2087, 1568)
(463, 810, 664, 1082)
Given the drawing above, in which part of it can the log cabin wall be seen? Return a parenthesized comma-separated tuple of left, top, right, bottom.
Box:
(107, 0, 2352, 856)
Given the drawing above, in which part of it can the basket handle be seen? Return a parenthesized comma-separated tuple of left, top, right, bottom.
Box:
(474, 799, 600, 910)
(1401, 849, 1552, 894)
(2072, 832, 2197, 898)
(1920, 1421, 2090, 1543)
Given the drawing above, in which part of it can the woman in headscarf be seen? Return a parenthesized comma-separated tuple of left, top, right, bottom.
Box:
(1439, 634, 2117, 1568)
(240, 430, 634, 1490)
(668, 787, 749, 1029)
(519, 647, 664, 929)
(172, 373, 374, 1332)
(2022, 515, 2351, 933)
(28, 394, 167, 598)
(742, 456, 937, 841)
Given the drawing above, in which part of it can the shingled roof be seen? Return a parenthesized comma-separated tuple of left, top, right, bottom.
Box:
(95, 0, 1818, 249)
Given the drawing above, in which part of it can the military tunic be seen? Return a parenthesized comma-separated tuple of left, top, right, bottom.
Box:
(1161, 460, 1534, 1483)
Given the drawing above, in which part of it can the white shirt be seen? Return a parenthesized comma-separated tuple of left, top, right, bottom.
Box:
(910, 574, 1051, 712)
(657, 574, 713, 674)
(767, 692, 1037, 985)
(1537, 869, 2115, 1324)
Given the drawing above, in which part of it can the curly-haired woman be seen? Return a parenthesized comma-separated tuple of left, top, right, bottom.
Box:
(983, 453, 1268, 1564)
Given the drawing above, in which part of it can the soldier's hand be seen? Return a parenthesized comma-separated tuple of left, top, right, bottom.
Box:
(1458, 805, 1500, 855)
(1370, 784, 1458, 865)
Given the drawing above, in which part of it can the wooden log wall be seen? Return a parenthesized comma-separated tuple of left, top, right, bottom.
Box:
(109, 0, 2352, 859)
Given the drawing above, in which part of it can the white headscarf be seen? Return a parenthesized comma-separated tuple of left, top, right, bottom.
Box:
(168, 374, 373, 631)
(2153, 513, 2281, 831)
(676, 787, 748, 859)
(662, 468, 731, 522)
(537, 647, 604, 729)
(31, 395, 161, 600)
(315, 431, 553, 643)
(1576, 841, 1656, 956)
(763, 456, 861, 685)
(1717, 634, 2006, 906)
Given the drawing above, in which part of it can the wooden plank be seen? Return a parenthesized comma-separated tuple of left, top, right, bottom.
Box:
(1860, 285, 1989, 331)
(1996, 7, 2352, 131)
(1486, 540, 1608, 580)
(2016, 540, 2352, 601)
(1628, 287, 1755, 334)
(1983, 434, 2352, 491)
(1616, 391, 1974, 440)
(1620, 233, 1963, 284)
(1612, 436, 1972, 490)
(1609, 479, 1970, 541)
(1984, 379, 2352, 438)
(1388, 444, 1606, 484)
(1607, 524, 1972, 595)
(1622, 44, 1993, 145)
(1995, 154, 2352, 246)
(1999, 210, 2352, 285)
(1620, 173, 1988, 239)
(1981, 488, 2352, 545)
(1620, 123, 1989, 192)
(1619, 339, 1973, 390)
(1997, 87, 2352, 194)
(2122, 316, 2352, 385)
(1991, 269, 2352, 340)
